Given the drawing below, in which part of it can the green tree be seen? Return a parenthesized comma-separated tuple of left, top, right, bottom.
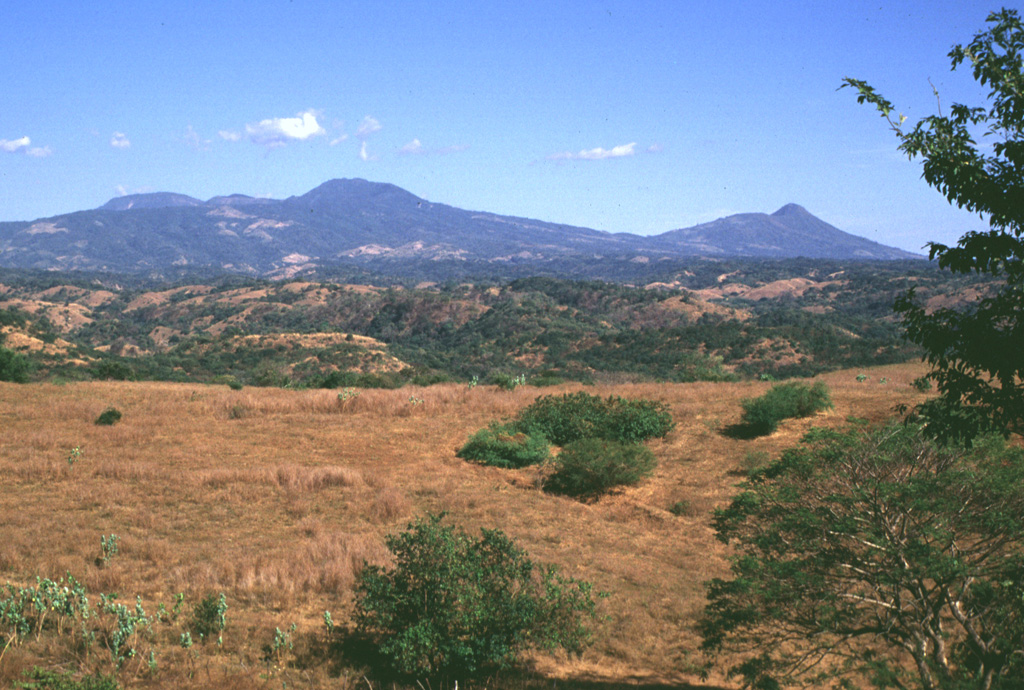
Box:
(843, 8, 1024, 444)
(354, 514, 600, 678)
(699, 423, 1024, 690)
(0, 345, 32, 383)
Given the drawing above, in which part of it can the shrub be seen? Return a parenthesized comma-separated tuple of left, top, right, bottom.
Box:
(213, 374, 243, 390)
(669, 499, 696, 517)
(912, 375, 932, 392)
(0, 345, 32, 383)
(490, 373, 526, 391)
(739, 381, 832, 436)
(190, 592, 227, 645)
(92, 360, 133, 381)
(516, 392, 674, 445)
(354, 514, 599, 677)
(94, 407, 122, 426)
(456, 422, 550, 469)
(543, 438, 657, 499)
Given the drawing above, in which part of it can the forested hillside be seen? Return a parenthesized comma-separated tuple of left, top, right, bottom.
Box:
(0, 259, 991, 387)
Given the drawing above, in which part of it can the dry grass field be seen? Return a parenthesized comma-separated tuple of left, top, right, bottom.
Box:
(0, 362, 931, 689)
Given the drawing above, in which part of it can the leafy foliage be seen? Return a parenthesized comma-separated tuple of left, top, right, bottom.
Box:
(516, 392, 675, 445)
(456, 422, 550, 468)
(700, 423, 1024, 690)
(189, 592, 227, 645)
(739, 381, 832, 436)
(94, 407, 122, 426)
(542, 438, 657, 499)
(844, 9, 1024, 444)
(354, 514, 599, 677)
(14, 668, 119, 690)
(0, 345, 32, 383)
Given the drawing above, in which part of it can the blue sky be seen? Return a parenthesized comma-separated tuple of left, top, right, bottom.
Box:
(0, 0, 1010, 253)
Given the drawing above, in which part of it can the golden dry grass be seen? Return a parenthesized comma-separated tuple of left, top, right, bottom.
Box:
(0, 362, 932, 688)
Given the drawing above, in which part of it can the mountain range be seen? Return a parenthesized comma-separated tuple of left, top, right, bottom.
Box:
(0, 178, 921, 278)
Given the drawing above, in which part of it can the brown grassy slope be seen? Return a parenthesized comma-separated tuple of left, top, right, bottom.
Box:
(0, 362, 930, 688)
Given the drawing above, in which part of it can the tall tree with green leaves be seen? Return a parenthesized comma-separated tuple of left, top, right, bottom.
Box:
(700, 423, 1024, 690)
(842, 8, 1024, 444)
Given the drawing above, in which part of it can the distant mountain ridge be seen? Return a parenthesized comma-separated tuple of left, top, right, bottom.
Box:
(0, 178, 921, 278)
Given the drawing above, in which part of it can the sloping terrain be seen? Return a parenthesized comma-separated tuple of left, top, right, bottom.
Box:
(0, 363, 933, 689)
(1, 261, 965, 385)
(0, 179, 920, 278)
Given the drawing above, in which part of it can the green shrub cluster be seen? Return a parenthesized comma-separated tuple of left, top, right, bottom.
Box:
(355, 514, 599, 677)
(516, 392, 675, 445)
(455, 422, 550, 469)
(458, 392, 671, 499)
(0, 346, 32, 383)
(543, 438, 657, 499)
(94, 407, 123, 426)
(740, 381, 833, 436)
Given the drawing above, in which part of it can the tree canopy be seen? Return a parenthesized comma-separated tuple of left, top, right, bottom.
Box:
(700, 423, 1024, 690)
(843, 8, 1024, 444)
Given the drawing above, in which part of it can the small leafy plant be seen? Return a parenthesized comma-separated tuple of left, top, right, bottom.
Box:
(456, 422, 550, 468)
(516, 392, 674, 445)
(355, 514, 600, 677)
(98, 534, 120, 567)
(189, 592, 227, 645)
(739, 381, 833, 436)
(94, 407, 122, 426)
(543, 438, 657, 499)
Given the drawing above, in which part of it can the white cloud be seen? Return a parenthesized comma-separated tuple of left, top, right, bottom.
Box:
(358, 141, 377, 162)
(329, 134, 349, 146)
(647, 143, 664, 153)
(184, 125, 211, 150)
(246, 110, 326, 148)
(547, 142, 637, 161)
(398, 139, 468, 156)
(1, 136, 31, 153)
(110, 132, 131, 149)
(398, 138, 423, 155)
(219, 130, 242, 142)
(2, 136, 52, 157)
(356, 115, 382, 138)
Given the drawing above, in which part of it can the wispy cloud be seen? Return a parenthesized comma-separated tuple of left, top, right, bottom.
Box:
(246, 109, 325, 148)
(219, 130, 242, 142)
(2, 136, 52, 157)
(1, 136, 31, 153)
(358, 141, 376, 162)
(356, 116, 382, 138)
(184, 125, 211, 151)
(398, 138, 469, 156)
(329, 134, 349, 146)
(110, 132, 131, 149)
(547, 142, 637, 161)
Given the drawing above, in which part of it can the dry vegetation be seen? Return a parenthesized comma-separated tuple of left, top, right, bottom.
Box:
(0, 363, 932, 688)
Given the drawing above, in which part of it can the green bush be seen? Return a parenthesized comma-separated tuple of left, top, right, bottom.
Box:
(740, 381, 832, 436)
(94, 407, 122, 426)
(490, 373, 525, 391)
(912, 375, 932, 392)
(543, 438, 657, 499)
(0, 346, 32, 383)
(213, 374, 243, 390)
(516, 392, 674, 445)
(354, 514, 599, 677)
(456, 422, 550, 468)
(190, 592, 227, 645)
